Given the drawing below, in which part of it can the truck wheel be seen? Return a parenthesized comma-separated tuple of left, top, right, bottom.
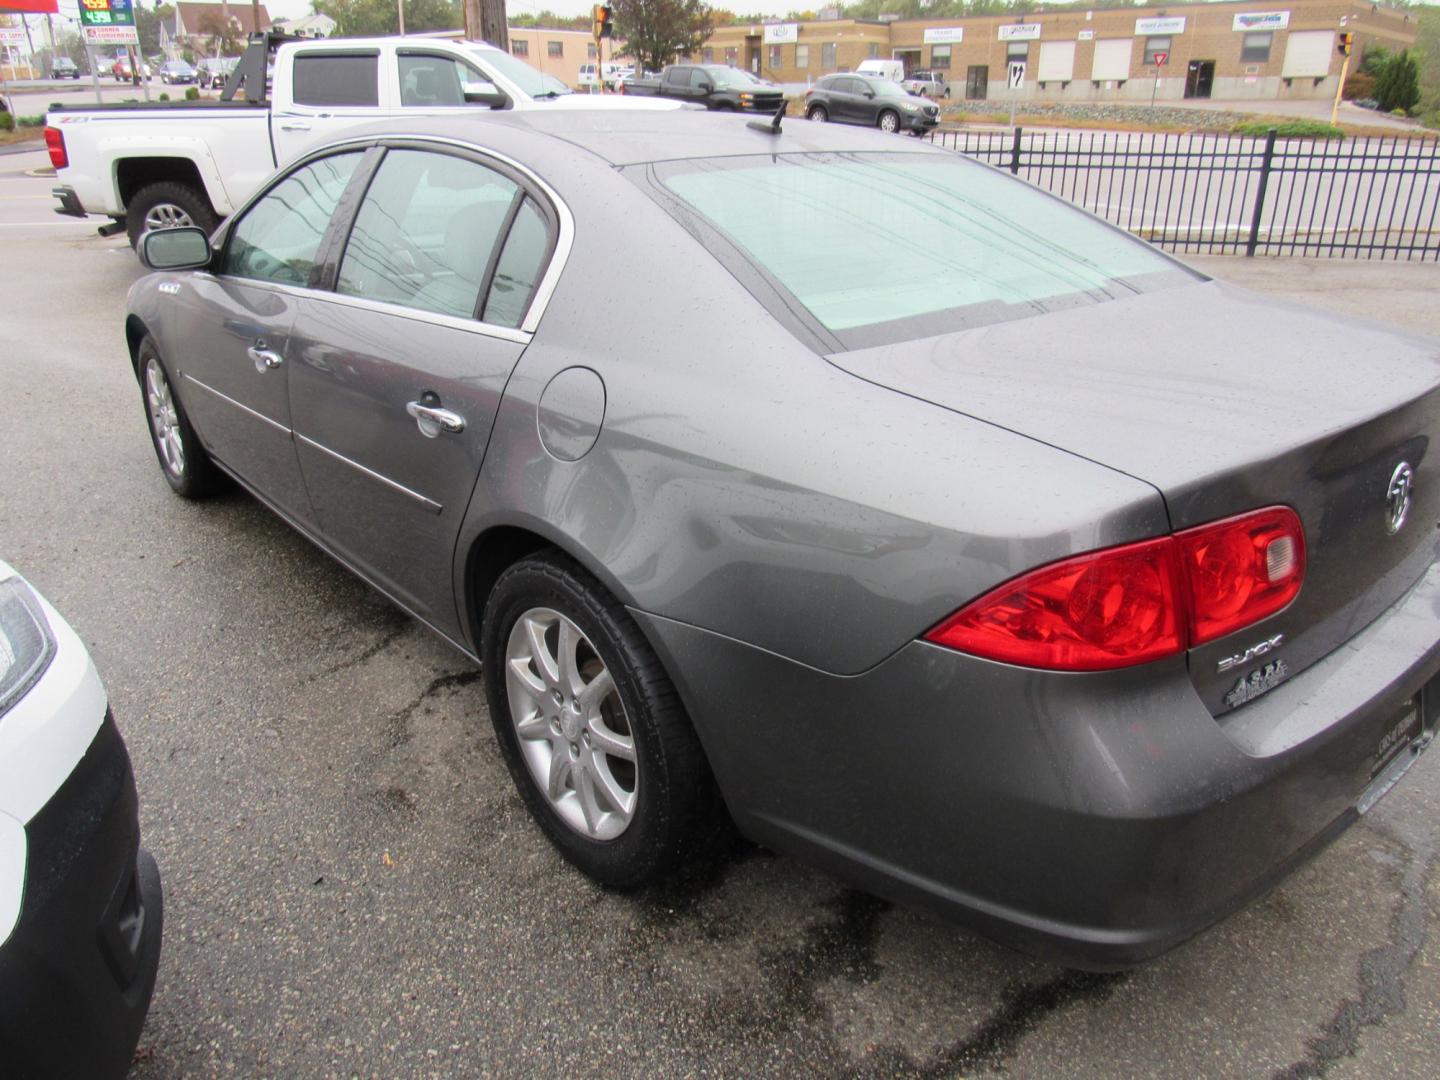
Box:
(125, 182, 217, 249)
(807, 105, 828, 122)
(878, 110, 900, 134)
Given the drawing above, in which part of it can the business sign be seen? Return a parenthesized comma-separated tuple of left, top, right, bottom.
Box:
(923, 28, 965, 45)
(1078, 29, 1095, 41)
(82, 24, 139, 45)
(78, 0, 135, 28)
(762, 23, 798, 45)
(0, 0, 58, 12)
(999, 24, 1041, 42)
(0, 27, 27, 46)
(1135, 17, 1186, 36)
(1233, 12, 1290, 32)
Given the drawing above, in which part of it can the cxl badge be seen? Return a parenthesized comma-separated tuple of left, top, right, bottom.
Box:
(1386, 461, 1414, 534)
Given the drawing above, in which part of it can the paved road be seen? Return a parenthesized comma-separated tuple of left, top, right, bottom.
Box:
(2, 144, 1439, 1078)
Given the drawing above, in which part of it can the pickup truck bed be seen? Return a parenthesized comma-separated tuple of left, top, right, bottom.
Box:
(623, 64, 784, 113)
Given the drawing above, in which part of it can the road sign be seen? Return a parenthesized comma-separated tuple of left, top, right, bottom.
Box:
(1153, 52, 1168, 66)
(1007, 61, 1026, 90)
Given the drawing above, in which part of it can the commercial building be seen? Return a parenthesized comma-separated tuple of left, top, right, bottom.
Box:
(696, 1, 1420, 103)
(504, 26, 624, 88)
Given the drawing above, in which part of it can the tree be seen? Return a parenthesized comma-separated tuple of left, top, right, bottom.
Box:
(315, 0, 462, 37)
(1374, 49, 1421, 114)
(612, 0, 715, 74)
(197, 10, 244, 56)
(136, 3, 175, 55)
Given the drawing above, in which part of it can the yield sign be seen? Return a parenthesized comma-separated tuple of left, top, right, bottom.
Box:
(1153, 52, 1169, 66)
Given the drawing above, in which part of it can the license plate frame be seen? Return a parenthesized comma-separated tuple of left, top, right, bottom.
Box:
(1358, 696, 1430, 815)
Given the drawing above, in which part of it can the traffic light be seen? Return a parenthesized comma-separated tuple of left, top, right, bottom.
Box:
(1337, 32, 1354, 57)
(593, 5, 614, 39)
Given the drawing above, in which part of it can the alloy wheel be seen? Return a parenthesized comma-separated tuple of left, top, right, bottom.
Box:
(144, 357, 184, 478)
(143, 203, 195, 231)
(505, 607, 637, 841)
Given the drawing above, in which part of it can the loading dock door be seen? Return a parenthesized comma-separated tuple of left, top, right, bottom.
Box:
(1091, 39, 1132, 82)
(1282, 31, 1335, 78)
(1037, 41, 1076, 84)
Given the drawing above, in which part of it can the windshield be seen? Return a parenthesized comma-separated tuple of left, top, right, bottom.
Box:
(708, 67, 759, 91)
(468, 46, 550, 97)
(657, 153, 1192, 347)
(538, 73, 572, 96)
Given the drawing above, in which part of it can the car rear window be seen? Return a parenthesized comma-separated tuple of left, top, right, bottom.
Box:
(654, 152, 1194, 349)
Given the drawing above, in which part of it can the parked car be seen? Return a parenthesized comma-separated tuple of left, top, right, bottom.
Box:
(804, 73, 939, 134)
(621, 63, 785, 112)
(0, 559, 163, 1076)
(110, 55, 151, 82)
(125, 110, 1440, 968)
(196, 56, 238, 90)
(855, 57, 905, 82)
(48, 34, 685, 250)
(50, 56, 80, 79)
(604, 66, 634, 91)
(158, 59, 197, 85)
(903, 69, 950, 98)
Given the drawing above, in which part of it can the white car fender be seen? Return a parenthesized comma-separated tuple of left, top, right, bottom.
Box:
(100, 130, 242, 216)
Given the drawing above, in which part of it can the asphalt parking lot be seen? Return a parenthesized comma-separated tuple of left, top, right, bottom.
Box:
(3, 143, 1439, 1078)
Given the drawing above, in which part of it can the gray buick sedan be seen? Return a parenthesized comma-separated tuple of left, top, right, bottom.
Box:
(124, 112, 1440, 967)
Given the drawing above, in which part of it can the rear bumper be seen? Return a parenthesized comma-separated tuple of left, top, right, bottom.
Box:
(52, 184, 86, 219)
(0, 714, 163, 1078)
(637, 558, 1440, 968)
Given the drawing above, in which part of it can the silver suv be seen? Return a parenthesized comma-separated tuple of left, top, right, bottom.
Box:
(903, 70, 949, 98)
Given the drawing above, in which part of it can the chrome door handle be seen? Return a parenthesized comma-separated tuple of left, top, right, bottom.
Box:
(247, 344, 283, 372)
(279, 120, 311, 132)
(407, 401, 466, 437)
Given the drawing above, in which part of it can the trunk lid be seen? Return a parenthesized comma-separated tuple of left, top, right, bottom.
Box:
(829, 281, 1440, 714)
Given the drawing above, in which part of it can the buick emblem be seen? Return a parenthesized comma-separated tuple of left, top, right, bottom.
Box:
(1386, 462, 1414, 534)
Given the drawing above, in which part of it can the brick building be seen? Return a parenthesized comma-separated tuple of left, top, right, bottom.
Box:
(696, 1, 1419, 103)
(504, 26, 624, 88)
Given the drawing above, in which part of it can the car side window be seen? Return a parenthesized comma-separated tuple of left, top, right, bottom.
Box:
(482, 197, 550, 329)
(397, 55, 477, 107)
(291, 53, 379, 107)
(337, 149, 519, 320)
(223, 152, 363, 286)
(688, 68, 710, 90)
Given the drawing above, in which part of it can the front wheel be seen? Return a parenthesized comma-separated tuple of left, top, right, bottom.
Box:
(878, 110, 900, 134)
(137, 336, 222, 498)
(807, 105, 828, 122)
(482, 552, 719, 889)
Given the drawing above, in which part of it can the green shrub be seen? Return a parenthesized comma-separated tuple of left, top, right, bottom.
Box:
(185, 87, 200, 101)
(1234, 120, 1344, 139)
(49, 101, 63, 112)
(0, 111, 13, 133)
(18, 116, 44, 128)
(1375, 51, 1421, 113)
(158, 92, 170, 102)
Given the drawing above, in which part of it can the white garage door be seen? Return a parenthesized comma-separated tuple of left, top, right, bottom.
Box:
(1091, 39, 1132, 82)
(1038, 41, 1076, 82)
(1282, 30, 1335, 78)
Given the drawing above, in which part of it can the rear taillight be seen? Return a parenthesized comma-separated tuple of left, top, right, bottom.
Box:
(1176, 507, 1305, 645)
(925, 507, 1305, 671)
(44, 126, 67, 170)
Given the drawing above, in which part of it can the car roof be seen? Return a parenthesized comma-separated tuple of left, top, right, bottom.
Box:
(339, 110, 949, 168)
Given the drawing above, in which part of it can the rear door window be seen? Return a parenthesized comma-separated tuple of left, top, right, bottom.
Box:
(483, 198, 551, 328)
(291, 52, 379, 107)
(336, 149, 521, 321)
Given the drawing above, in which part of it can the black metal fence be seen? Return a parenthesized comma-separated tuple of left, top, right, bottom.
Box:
(929, 127, 1440, 260)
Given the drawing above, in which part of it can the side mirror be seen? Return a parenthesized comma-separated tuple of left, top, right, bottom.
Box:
(462, 81, 510, 108)
(139, 226, 212, 271)
(864, 89, 876, 99)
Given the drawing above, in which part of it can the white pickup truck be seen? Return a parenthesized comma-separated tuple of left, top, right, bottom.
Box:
(47, 34, 679, 246)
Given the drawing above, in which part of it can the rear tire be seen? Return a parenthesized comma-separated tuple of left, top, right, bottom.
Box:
(807, 105, 828, 122)
(125, 182, 217, 249)
(482, 551, 720, 890)
(878, 109, 900, 134)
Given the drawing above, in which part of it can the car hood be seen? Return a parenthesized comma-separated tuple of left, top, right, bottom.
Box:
(531, 95, 685, 111)
(829, 278, 1440, 713)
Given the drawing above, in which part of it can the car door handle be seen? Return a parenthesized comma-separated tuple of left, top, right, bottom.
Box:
(279, 120, 311, 132)
(406, 401, 466, 437)
(247, 344, 283, 371)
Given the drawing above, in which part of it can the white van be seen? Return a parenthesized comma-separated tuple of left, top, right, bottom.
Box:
(856, 58, 905, 83)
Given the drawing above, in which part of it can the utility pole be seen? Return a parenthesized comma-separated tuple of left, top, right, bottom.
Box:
(397, 0, 405, 36)
(463, 0, 507, 52)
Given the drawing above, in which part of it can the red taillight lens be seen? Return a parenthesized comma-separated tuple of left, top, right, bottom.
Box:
(925, 536, 1185, 671)
(1176, 507, 1305, 646)
(44, 126, 67, 170)
(925, 507, 1304, 671)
